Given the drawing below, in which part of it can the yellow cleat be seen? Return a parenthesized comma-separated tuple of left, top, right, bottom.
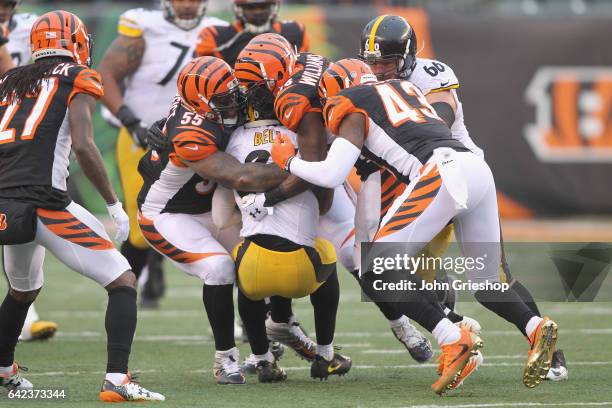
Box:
(28, 321, 58, 341)
(523, 317, 558, 388)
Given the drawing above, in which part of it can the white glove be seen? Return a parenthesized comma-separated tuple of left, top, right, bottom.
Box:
(106, 201, 130, 243)
(240, 193, 273, 222)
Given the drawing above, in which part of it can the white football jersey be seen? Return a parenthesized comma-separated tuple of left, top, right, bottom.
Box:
(6, 13, 37, 66)
(118, 9, 228, 125)
(410, 58, 484, 158)
(225, 120, 319, 247)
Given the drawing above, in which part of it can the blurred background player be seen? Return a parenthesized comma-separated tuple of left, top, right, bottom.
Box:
(228, 33, 351, 380)
(0, 0, 57, 342)
(0, 11, 163, 401)
(98, 0, 227, 308)
(138, 56, 289, 384)
(196, 0, 309, 66)
(358, 14, 566, 382)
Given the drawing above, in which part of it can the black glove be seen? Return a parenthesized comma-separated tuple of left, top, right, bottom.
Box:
(147, 118, 169, 152)
(116, 105, 148, 149)
(354, 157, 380, 181)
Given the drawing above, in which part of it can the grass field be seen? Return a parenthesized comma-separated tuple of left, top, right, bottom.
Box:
(1, 252, 611, 408)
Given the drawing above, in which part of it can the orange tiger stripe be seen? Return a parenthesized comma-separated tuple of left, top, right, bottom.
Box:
(36, 208, 114, 250)
(138, 213, 226, 264)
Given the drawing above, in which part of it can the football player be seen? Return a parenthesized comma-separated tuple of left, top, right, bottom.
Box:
(195, 0, 309, 66)
(0, 12, 163, 401)
(271, 32, 433, 362)
(272, 59, 560, 393)
(138, 56, 289, 384)
(0, 0, 58, 342)
(359, 14, 567, 382)
(226, 34, 351, 380)
(98, 0, 227, 307)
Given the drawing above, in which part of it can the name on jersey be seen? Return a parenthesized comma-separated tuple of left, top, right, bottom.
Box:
(254, 129, 282, 146)
(52, 63, 76, 77)
(299, 54, 326, 87)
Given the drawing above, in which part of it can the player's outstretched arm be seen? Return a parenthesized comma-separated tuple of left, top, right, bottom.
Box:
(98, 35, 145, 115)
(69, 94, 119, 205)
(272, 113, 366, 189)
(184, 151, 288, 193)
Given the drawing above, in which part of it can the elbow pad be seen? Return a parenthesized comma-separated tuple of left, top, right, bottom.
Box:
(431, 102, 456, 128)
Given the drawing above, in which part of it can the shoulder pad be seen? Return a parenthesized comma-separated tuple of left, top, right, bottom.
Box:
(411, 58, 460, 95)
(195, 24, 238, 57)
(118, 8, 158, 38)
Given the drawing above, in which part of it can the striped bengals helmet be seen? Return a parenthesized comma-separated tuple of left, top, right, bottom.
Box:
(177, 56, 245, 125)
(31, 11, 93, 67)
(318, 58, 377, 103)
(234, 33, 297, 96)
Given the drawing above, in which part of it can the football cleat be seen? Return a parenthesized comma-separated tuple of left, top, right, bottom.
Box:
(310, 353, 352, 380)
(456, 315, 482, 336)
(265, 317, 317, 362)
(256, 360, 287, 383)
(19, 320, 58, 342)
(545, 349, 568, 381)
(99, 373, 165, 402)
(524, 317, 558, 388)
(436, 350, 484, 389)
(431, 328, 483, 395)
(240, 354, 259, 375)
(0, 363, 32, 390)
(391, 318, 433, 363)
(214, 348, 246, 385)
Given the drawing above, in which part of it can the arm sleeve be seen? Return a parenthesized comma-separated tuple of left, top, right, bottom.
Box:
(288, 137, 361, 188)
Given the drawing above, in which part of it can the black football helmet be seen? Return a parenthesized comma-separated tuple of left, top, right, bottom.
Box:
(358, 15, 417, 81)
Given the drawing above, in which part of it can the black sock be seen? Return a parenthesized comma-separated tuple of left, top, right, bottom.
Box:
(120, 241, 148, 279)
(475, 289, 536, 336)
(511, 280, 541, 317)
(143, 250, 165, 299)
(445, 309, 464, 323)
(360, 272, 445, 332)
(0, 292, 33, 367)
(269, 296, 293, 324)
(350, 269, 402, 321)
(310, 271, 340, 346)
(237, 290, 268, 355)
(105, 286, 137, 373)
(202, 284, 235, 351)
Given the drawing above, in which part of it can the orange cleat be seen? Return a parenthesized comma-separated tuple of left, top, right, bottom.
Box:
(523, 317, 558, 388)
(431, 327, 483, 395)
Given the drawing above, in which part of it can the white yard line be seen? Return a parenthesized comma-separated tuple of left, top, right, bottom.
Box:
(406, 403, 612, 408)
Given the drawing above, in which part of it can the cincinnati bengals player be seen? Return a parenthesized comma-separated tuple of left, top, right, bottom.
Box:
(359, 14, 567, 383)
(195, 0, 309, 66)
(229, 37, 351, 380)
(99, 0, 227, 308)
(0, 1, 58, 343)
(272, 59, 560, 393)
(0, 11, 163, 401)
(138, 56, 288, 385)
(269, 36, 433, 362)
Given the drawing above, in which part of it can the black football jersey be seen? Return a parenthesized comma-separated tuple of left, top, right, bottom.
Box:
(196, 20, 309, 67)
(0, 62, 104, 209)
(274, 52, 330, 132)
(324, 79, 468, 183)
(138, 97, 232, 215)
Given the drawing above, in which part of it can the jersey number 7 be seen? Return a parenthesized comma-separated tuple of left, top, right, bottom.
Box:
(0, 78, 59, 144)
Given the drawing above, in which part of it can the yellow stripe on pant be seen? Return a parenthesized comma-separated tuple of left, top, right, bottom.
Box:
(233, 237, 337, 301)
(116, 127, 148, 249)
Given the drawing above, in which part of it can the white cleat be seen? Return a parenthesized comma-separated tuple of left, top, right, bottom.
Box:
(545, 350, 568, 381)
(390, 317, 433, 363)
(0, 363, 32, 390)
(99, 373, 165, 402)
(265, 316, 317, 362)
(214, 347, 246, 385)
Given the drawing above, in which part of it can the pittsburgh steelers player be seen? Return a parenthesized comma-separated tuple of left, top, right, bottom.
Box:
(98, 0, 227, 308)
